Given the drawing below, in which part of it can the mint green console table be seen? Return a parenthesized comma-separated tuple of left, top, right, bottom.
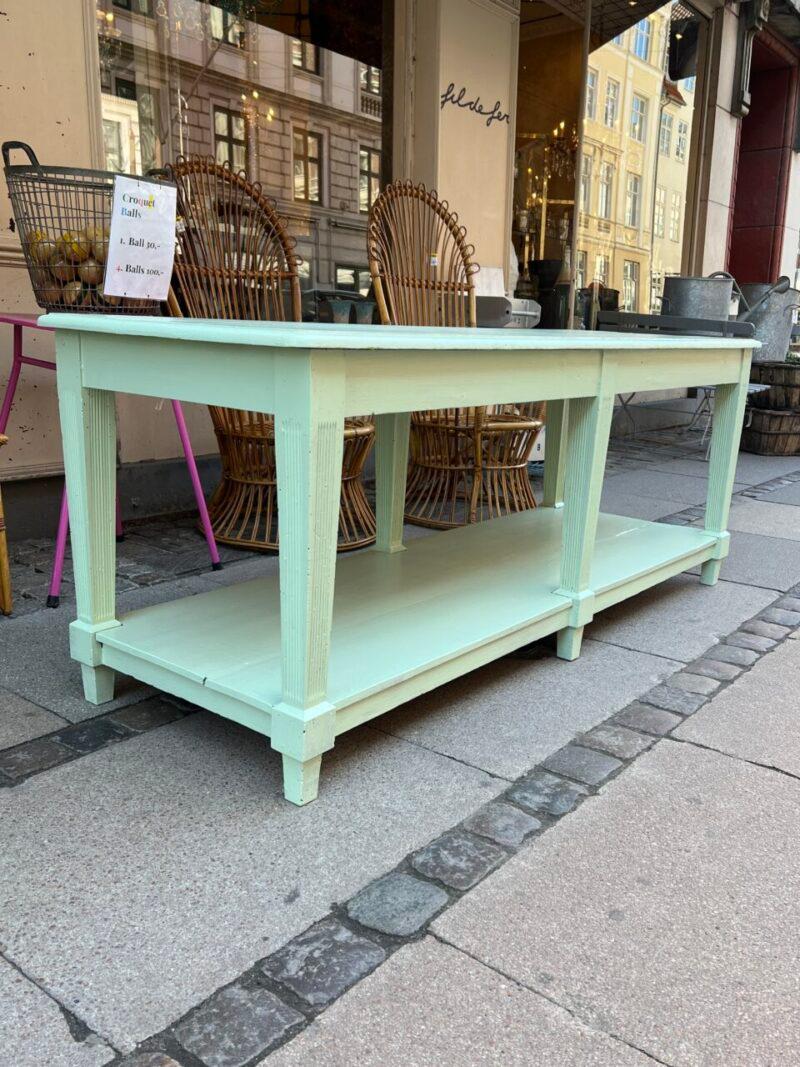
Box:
(45, 315, 755, 804)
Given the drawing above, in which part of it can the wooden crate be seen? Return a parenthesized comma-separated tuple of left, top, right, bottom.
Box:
(741, 407, 800, 455)
(749, 361, 800, 409)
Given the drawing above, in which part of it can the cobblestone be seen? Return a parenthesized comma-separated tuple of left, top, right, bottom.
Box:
(108, 698, 189, 733)
(725, 632, 776, 654)
(580, 724, 653, 760)
(761, 607, 800, 628)
(741, 619, 791, 641)
(53, 717, 132, 754)
(411, 831, 506, 891)
(0, 737, 73, 779)
(120, 1055, 182, 1067)
(687, 658, 742, 682)
(704, 644, 759, 668)
(541, 744, 622, 786)
(612, 702, 682, 736)
(262, 917, 385, 1007)
(463, 801, 541, 847)
(347, 873, 448, 936)
(507, 770, 588, 816)
(641, 684, 706, 715)
(174, 984, 302, 1067)
(776, 595, 800, 613)
(669, 672, 721, 696)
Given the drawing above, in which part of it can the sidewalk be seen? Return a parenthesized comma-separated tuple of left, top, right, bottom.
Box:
(2, 426, 800, 1066)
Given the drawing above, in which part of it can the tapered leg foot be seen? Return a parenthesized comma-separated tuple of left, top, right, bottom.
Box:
(700, 558, 722, 586)
(282, 753, 322, 806)
(557, 625, 584, 661)
(81, 663, 115, 705)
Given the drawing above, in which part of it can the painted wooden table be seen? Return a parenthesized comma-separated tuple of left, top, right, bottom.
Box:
(44, 315, 756, 805)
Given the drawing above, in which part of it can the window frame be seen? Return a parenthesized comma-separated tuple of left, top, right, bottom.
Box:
(359, 146, 381, 213)
(604, 78, 620, 127)
(622, 260, 640, 311)
(293, 128, 323, 204)
(292, 38, 321, 75)
(630, 93, 647, 143)
(580, 153, 593, 214)
(654, 185, 666, 238)
(213, 105, 247, 172)
(112, 0, 153, 15)
(586, 69, 598, 120)
(335, 264, 372, 294)
(658, 112, 673, 157)
(209, 5, 246, 47)
(598, 161, 614, 220)
(669, 190, 682, 241)
(675, 120, 688, 162)
(633, 19, 652, 62)
(625, 173, 641, 228)
(359, 64, 382, 96)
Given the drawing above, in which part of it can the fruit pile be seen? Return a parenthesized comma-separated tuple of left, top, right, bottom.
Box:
(26, 225, 142, 310)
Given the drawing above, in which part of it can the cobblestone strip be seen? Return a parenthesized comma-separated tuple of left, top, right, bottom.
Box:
(103, 582, 800, 1067)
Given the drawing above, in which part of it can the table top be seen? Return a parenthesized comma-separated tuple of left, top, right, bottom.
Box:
(40, 314, 760, 352)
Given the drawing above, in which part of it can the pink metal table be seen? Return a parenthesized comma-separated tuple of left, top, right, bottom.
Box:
(0, 313, 220, 606)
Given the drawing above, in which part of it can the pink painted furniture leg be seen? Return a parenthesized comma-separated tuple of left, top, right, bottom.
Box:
(172, 399, 221, 569)
(115, 495, 124, 541)
(0, 324, 23, 434)
(47, 488, 70, 608)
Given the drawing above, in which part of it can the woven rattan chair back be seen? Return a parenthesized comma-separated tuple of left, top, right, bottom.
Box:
(368, 179, 543, 528)
(165, 156, 375, 551)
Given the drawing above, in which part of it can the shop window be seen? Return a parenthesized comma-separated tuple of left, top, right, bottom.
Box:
(625, 174, 641, 228)
(113, 0, 153, 14)
(103, 119, 124, 173)
(654, 186, 666, 238)
(360, 65, 382, 96)
(630, 94, 647, 143)
(675, 120, 688, 161)
(292, 39, 321, 75)
(659, 113, 673, 156)
(294, 129, 322, 203)
(598, 162, 614, 219)
(586, 70, 598, 120)
(214, 107, 247, 172)
(595, 254, 609, 285)
(604, 79, 619, 127)
(297, 258, 312, 290)
(336, 265, 372, 295)
(580, 154, 592, 213)
(669, 191, 682, 241)
(359, 147, 381, 213)
(622, 260, 640, 311)
(633, 19, 652, 62)
(209, 6, 246, 48)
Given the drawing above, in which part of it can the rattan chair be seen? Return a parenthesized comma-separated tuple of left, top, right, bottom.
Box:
(368, 179, 544, 528)
(164, 156, 375, 551)
(0, 435, 12, 615)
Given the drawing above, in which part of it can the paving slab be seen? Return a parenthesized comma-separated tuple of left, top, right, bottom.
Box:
(434, 741, 800, 1067)
(600, 468, 748, 505)
(599, 488, 686, 521)
(0, 712, 501, 1051)
(650, 451, 800, 485)
(688, 529, 800, 591)
(0, 689, 66, 749)
(753, 480, 800, 505)
(380, 640, 681, 779)
(675, 638, 800, 774)
(265, 938, 651, 1067)
(0, 957, 113, 1067)
(588, 572, 776, 661)
(725, 496, 800, 541)
(0, 575, 217, 722)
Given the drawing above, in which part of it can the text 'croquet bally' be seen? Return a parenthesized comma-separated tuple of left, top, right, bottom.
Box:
(104, 176, 177, 302)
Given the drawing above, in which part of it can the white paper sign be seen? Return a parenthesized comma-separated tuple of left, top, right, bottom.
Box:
(104, 176, 177, 301)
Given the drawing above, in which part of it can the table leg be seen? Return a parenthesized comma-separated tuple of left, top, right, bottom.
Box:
(375, 412, 410, 553)
(272, 355, 345, 805)
(56, 333, 118, 704)
(0, 325, 23, 434)
(700, 358, 750, 586)
(542, 399, 568, 508)
(555, 392, 615, 660)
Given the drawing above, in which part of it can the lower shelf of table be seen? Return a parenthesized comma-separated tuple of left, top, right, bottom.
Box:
(96, 508, 718, 735)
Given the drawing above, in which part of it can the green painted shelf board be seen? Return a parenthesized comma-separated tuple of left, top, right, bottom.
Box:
(97, 508, 716, 715)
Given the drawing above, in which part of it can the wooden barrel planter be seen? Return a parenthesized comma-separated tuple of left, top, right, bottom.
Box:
(741, 408, 800, 455)
(749, 361, 800, 409)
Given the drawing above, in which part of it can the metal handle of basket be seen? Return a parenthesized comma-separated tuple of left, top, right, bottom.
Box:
(2, 141, 40, 168)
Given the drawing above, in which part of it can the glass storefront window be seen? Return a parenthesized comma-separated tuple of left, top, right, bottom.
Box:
(94, 0, 383, 298)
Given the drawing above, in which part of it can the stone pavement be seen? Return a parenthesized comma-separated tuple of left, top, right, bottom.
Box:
(3, 426, 800, 1065)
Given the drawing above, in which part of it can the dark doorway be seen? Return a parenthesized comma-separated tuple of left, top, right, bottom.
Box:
(728, 32, 800, 282)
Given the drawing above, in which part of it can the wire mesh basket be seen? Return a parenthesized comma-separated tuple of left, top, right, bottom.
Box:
(3, 141, 164, 314)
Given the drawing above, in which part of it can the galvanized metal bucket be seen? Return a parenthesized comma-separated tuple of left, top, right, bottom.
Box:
(660, 272, 735, 320)
(738, 281, 800, 363)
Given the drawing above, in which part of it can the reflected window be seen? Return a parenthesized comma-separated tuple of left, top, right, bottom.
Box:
(210, 6, 246, 48)
(625, 173, 641, 227)
(650, 270, 663, 312)
(604, 79, 619, 127)
(633, 19, 652, 61)
(676, 120, 688, 161)
(586, 70, 598, 119)
(630, 94, 647, 143)
(294, 129, 322, 203)
(336, 264, 371, 295)
(360, 65, 382, 95)
(659, 112, 673, 156)
(623, 260, 640, 311)
(103, 119, 123, 173)
(669, 191, 682, 241)
(595, 253, 609, 285)
(359, 147, 381, 212)
(292, 39, 320, 74)
(113, 0, 153, 14)
(576, 250, 588, 290)
(214, 107, 247, 171)
(580, 154, 592, 213)
(598, 162, 614, 219)
(654, 185, 666, 238)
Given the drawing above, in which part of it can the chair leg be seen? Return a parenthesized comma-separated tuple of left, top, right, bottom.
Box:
(115, 495, 124, 542)
(0, 487, 11, 616)
(0, 327, 23, 435)
(172, 400, 221, 569)
(47, 488, 70, 609)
